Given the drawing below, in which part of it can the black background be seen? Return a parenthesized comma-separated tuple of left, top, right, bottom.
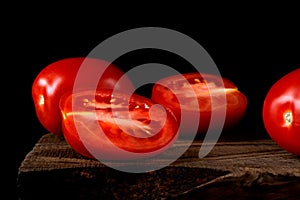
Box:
(14, 5, 299, 197)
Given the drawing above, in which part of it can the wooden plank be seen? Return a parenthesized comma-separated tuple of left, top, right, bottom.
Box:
(17, 133, 300, 199)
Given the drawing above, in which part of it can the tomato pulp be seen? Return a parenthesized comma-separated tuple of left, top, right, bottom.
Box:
(151, 72, 248, 135)
(263, 68, 300, 155)
(59, 89, 179, 160)
(32, 57, 134, 135)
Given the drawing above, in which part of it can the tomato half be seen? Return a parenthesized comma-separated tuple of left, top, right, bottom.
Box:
(59, 89, 179, 160)
(151, 72, 248, 135)
(32, 57, 134, 135)
(263, 68, 300, 155)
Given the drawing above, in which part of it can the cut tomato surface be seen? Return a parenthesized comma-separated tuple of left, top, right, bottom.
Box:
(60, 89, 179, 160)
(151, 72, 248, 135)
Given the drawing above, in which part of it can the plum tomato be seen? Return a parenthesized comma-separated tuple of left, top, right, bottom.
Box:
(263, 68, 300, 155)
(59, 89, 179, 160)
(32, 57, 134, 135)
(151, 72, 248, 135)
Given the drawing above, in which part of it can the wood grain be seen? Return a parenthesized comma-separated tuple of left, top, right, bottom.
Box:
(17, 133, 300, 200)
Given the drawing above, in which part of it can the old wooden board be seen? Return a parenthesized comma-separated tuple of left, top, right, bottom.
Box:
(17, 133, 300, 199)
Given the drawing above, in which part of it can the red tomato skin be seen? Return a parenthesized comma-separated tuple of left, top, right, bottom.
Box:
(151, 73, 248, 135)
(263, 68, 300, 155)
(61, 114, 92, 158)
(59, 89, 179, 160)
(32, 57, 134, 135)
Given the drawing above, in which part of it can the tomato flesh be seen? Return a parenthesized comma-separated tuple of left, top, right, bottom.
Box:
(60, 89, 179, 160)
(151, 72, 248, 134)
(263, 68, 300, 155)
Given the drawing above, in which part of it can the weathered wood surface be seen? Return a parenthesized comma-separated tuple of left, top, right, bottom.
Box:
(17, 133, 300, 200)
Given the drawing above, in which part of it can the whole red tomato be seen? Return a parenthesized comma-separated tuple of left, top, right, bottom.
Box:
(32, 57, 134, 135)
(263, 68, 300, 155)
(59, 89, 179, 160)
(151, 72, 248, 135)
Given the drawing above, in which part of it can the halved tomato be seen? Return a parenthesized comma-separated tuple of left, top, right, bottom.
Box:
(59, 89, 179, 160)
(151, 72, 248, 135)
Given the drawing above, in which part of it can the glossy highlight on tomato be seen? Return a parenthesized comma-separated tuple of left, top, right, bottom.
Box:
(151, 72, 248, 135)
(263, 68, 300, 155)
(59, 89, 179, 160)
(32, 57, 134, 135)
